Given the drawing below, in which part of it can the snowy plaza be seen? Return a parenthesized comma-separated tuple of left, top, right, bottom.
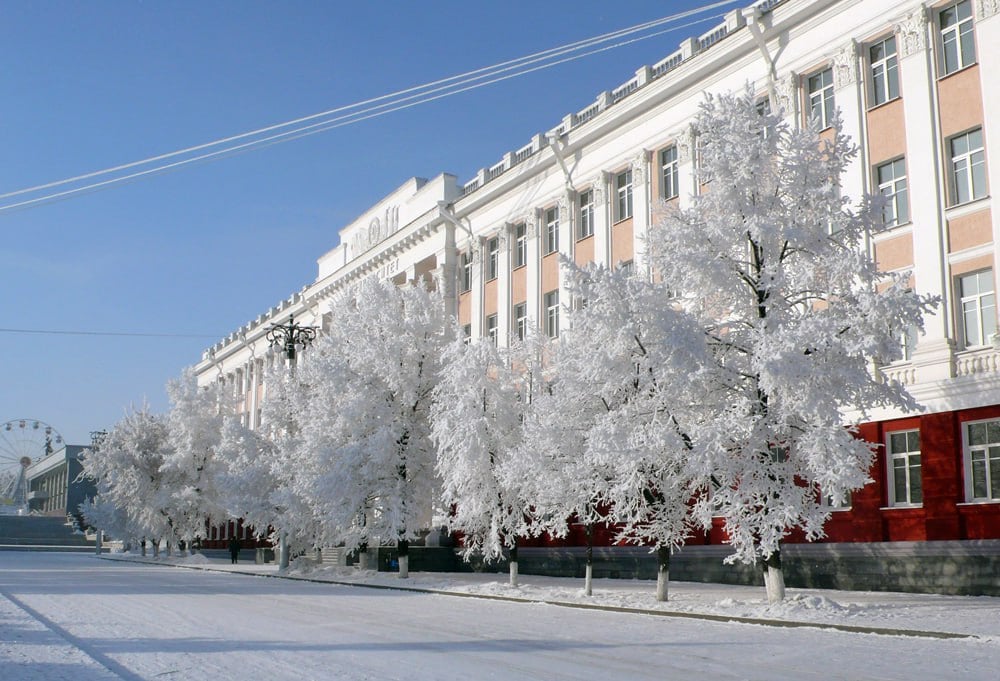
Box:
(1, 551, 998, 680)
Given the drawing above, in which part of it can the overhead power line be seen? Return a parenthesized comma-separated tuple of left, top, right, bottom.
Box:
(0, 327, 218, 339)
(0, 1, 739, 214)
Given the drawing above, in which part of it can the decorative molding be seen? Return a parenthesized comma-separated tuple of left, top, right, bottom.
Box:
(833, 40, 858, 89)
(630, 152, 648, 182)
(895, 6, 928, 58)
(978, 0, 1000, 20)
(675, 127, 695, 164)
(775, 72, 798, 116)
(590, 175, 607, 205)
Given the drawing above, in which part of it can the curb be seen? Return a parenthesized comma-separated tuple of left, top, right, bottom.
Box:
(97, 555, 979, 641)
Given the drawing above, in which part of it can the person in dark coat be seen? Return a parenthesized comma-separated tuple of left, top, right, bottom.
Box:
(228, 536, 241, 564)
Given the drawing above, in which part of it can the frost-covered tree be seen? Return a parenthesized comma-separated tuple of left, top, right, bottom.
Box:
(518, 265, 709, 600)
(161, 370, 227, 550)
(292, 277, 452, 577)
(79, 406, 176, 552)
(432, 336, 537, 586)
(648, 88, 934, 603)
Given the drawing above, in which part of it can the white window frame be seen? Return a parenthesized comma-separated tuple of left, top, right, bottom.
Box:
(869, 35, 899, 107)
(615, 169, 633, 221)
(486, 237, 499, 281)
(486, 314, 498, 347)
(578, 190, 594, 239)
(940, 0, 975, 76)
(876, 157, 909, 227)
(963, 418, 1000, 502)
(949, 128, 986, 205)
(460, 251, 472, 293)
(513, 223, 527, 269)
(807, 67, 835, 130)
(544, 207, 559, 255)
(887, 429, 922, 506)
(660, 146, 679, 200)
(513, 302, 527, 342)
(958, 269, 996, 348)
(544, 290, 560, 339)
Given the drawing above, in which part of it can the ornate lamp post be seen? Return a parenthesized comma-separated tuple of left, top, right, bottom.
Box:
(264, 314, 318, 568)
(265, 314, 318, 364)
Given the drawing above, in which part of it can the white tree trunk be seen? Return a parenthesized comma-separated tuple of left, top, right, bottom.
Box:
(584, 563, 593, 597)
(398, 554, 409, 579)
(764, 565, 786, 604)
(656, 569, 669, 602)
(357, 549, 369, 571)
(509, 561, 519, 588)
(278, 533, 289, 569)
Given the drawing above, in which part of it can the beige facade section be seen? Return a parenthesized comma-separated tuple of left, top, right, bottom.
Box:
(611, 218, 634, 266)
(866, 98, 907, 164)
(938, 65, 984, 138)
(511, 266, 527, 304)
(483, 279, 498, 316)
(541, 252, 559, 293)
(950, 253, 994, 279)
(948, 208, 993, 253)
(575, 235, 595, 266)
(458, 291, 471, 326)
(875, 233, 914, 272)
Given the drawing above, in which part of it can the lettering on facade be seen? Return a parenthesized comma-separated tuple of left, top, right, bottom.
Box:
(376, 258, 401, 281)
(350, 205, 400, 259)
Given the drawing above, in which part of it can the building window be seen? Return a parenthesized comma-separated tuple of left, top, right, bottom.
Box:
(513, 302, 527, 342)
(486, 314, 498, 346)
(949, 128, 986, 205)
(661, 146, 679, 200)
(876, 158, 909, 226)
(965, 419, 1000, 501)
(617, 260, 634, 278)
(513, 224, 527, 269)
(486, 237, 499, 281)
(869, 36, 899, 106)
(544, 207, 559, 255)
(940, 1, 975, 76)
(958, 269, 996, 347)
(615, 169, 633, 221)
(462, 324, 472, 344)
(460, 251, 472, 293)
(544, 290, 560, 338)
(888, 430, 922, 506)
(578, 190, 594, 239)
(807, 67, 835, 130)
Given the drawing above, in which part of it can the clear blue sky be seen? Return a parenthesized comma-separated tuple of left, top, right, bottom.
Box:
(0, 1, 738, 447)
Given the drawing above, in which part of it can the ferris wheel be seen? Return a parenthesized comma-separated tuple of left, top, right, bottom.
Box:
(0, 419, 63, 509)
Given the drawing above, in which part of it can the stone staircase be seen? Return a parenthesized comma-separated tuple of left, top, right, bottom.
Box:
(0, 514, 96, 552)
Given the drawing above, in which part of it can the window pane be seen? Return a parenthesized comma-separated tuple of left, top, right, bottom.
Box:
(910, 456, 923, 503)
(907, 431, 920, 451)
(972, 456, 987, 498)
(968, 422, 987, 446)
(890, 433, 907, 452)
(987, 421, 1000, 443)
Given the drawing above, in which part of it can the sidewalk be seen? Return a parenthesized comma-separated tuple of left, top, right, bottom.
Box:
(99, 552, 999, 641)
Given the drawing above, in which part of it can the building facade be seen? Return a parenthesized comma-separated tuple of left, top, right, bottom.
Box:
(196, 0, 1000, 566)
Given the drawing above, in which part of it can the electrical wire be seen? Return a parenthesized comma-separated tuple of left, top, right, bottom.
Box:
(0, 328, 217, 339)
(0, 1, 739, 214)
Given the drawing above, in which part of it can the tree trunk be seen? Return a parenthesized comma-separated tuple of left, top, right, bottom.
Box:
(584, 522, 594, 597)
(140, 538, 146, 557)
(357, 543, 369, 570)
(509, 541, 519, 588)
(152, 539, 160, 558)
(655, 546, 670, 602)
(278, 532, 289, 569)
(398, 539, 409, 579)
(764, 548, 785, 604)
(94, 530, 103, 555)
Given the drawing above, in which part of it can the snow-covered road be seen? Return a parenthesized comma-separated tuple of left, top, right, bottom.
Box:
(1, 552, 997, 680)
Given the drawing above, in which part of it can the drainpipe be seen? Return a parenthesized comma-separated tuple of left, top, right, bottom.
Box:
(743, 7, 778, 109)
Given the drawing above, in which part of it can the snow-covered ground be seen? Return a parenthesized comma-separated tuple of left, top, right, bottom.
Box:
(1, 551, 997, 680)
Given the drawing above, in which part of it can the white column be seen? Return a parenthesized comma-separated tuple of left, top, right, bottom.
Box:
(592, 173, 611, 266)
(832, 40, 865, 204)
(974, 2, 1000, 261)
(631, 150, 652, 273)
(896, 5, 955, 379)
(675, 126, 697, 208)
(526, 210, 542, 326)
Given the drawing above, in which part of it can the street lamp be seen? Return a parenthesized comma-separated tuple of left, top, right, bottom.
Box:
(265, 314, 318, 363)
(264, 314, 318, 569)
